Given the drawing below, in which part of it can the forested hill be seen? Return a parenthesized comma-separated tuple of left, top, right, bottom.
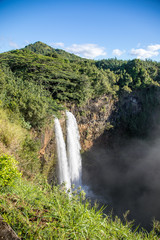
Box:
(24, 41, 82, 60)
(0, 41, 160, 130)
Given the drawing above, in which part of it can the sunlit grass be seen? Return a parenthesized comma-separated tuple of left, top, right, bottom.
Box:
(0, 108, 26, 151)
(0, 175, 160, 239)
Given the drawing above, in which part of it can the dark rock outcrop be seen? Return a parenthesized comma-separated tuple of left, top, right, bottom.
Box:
(0, 215, 20, 240)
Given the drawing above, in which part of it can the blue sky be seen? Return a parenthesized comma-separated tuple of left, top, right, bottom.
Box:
(0, 0, 160, 60)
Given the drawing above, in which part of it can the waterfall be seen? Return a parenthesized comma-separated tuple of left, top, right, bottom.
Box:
(66, 111, 82, 187)
(54, 118, 71, 190)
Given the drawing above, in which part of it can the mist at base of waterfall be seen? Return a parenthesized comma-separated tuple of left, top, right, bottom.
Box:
(82, 134, 160, 230)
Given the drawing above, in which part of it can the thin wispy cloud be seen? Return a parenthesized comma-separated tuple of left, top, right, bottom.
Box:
(130, 44, 160, 59)
(50, 42, 65, 48)
(24, 40, 30, 45)
(112, 49, 125, 57)
(137, 43, 141, 48)
(9, 41, 19, 49)
(65, 44, 106, 59)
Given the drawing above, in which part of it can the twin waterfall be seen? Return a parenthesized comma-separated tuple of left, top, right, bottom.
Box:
(54, 111, 82, 189)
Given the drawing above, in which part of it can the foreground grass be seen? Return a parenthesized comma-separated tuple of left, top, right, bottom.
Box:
(0, 176, 160, 239)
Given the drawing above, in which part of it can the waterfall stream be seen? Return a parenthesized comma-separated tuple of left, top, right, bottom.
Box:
(54, 111, 82, 189)
(66, 111, 82, 187)
(54, 118, 71, 190)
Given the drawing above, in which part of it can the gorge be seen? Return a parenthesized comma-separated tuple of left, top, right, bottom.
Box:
(1, 41, 160, 238)
(54, 96, 160, 230)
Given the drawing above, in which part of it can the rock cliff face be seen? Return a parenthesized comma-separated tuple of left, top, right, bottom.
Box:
(68, 95, 115, 150)
(81, 88, 160, 230)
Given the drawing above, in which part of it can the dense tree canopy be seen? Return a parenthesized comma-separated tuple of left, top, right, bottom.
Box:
(0, 41, 160, 129)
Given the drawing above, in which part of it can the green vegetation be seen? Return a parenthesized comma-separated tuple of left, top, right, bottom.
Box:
(96, 58, 160, 90)
(0, 42, 160, 238)
(0, 106, 41, 178)
(1, 43, 160, 129)
(0, 64, 62, 129)
(1, 170, 160, 239)
(0, 154, 21, 187)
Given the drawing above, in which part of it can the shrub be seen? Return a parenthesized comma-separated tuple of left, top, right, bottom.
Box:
(0, 154, 21, 187)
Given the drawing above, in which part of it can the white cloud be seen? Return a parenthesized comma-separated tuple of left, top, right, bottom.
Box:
(147, 44, 160, 52)
(112, 49, 125, 57)
(130, 44, 160, 59)
(50, 42, 65, 48)
(65, 43, 106, 59)
(9, 41, 19, 49)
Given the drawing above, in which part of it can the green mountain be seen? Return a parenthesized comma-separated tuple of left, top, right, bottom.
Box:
(0, 42, 118, 111)
(24, 41, 82, 60)
(0, 41, 160, 130)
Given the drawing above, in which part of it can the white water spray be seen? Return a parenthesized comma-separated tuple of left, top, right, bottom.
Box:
(54, 118, 71, 190)
(66, 111, 82, 187)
